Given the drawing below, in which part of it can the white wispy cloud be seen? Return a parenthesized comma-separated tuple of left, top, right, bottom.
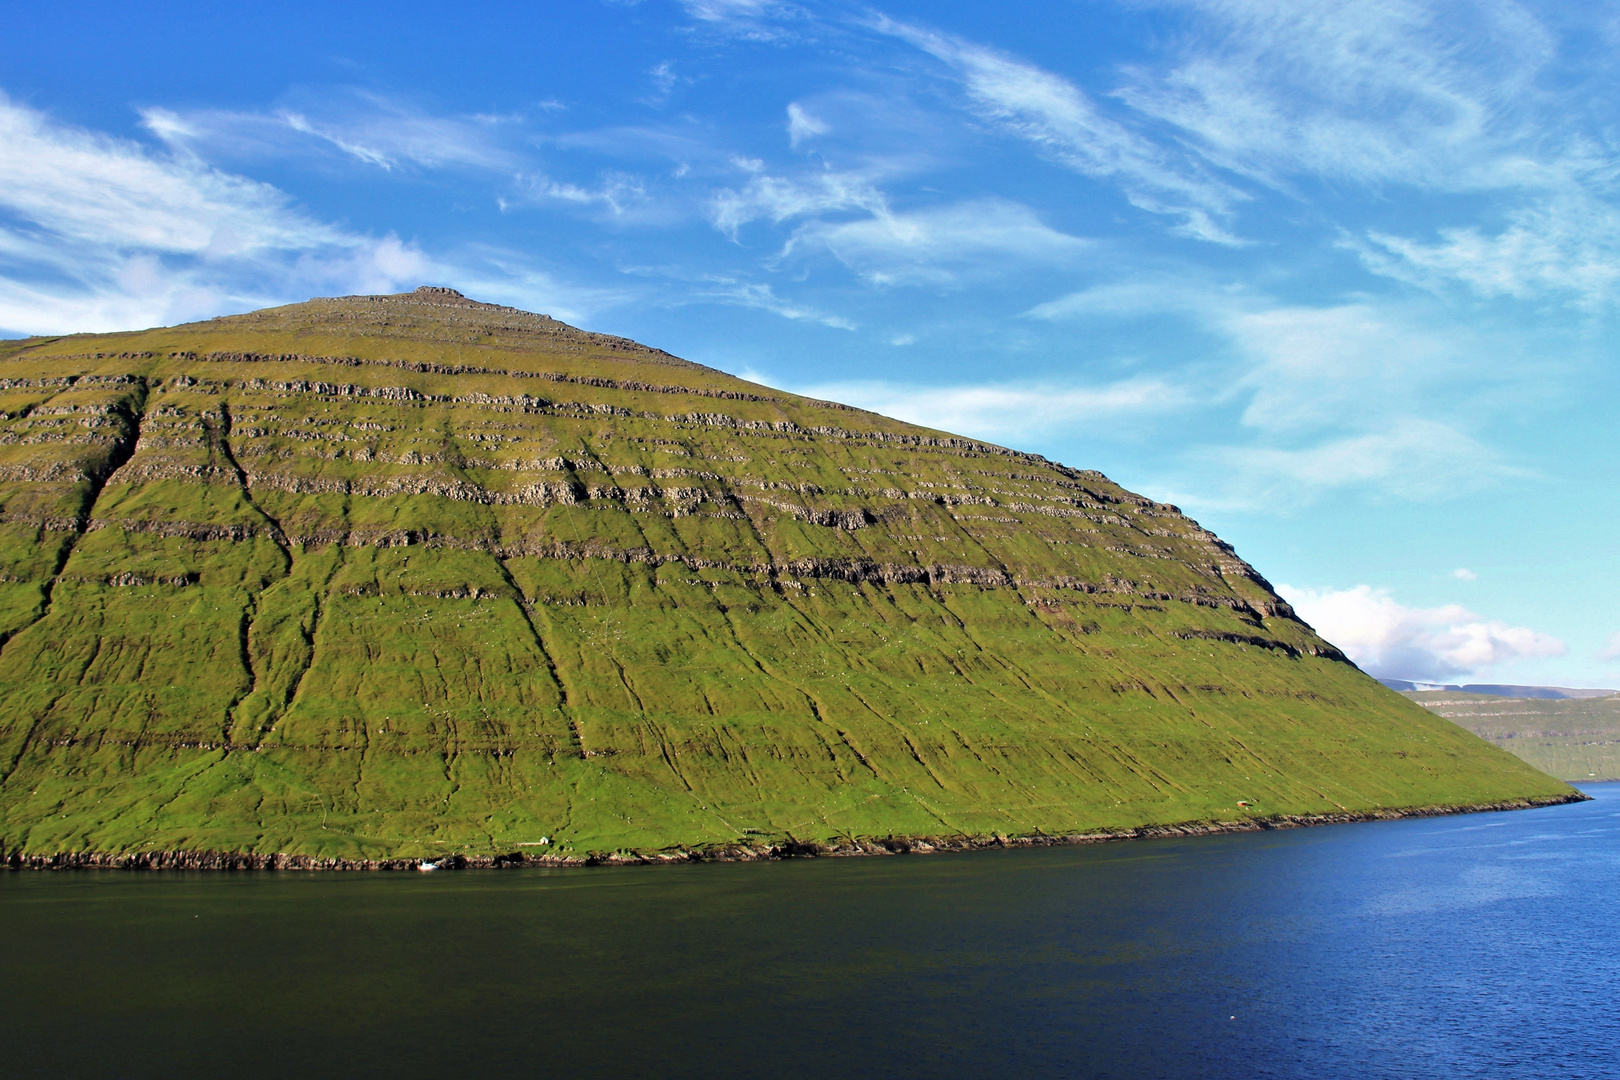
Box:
(678, 0, 810, 41)
(1120, 0, 1620, 305)
(0, 93, 624, 335)
(143, 91, 697, 227)
(0, 93, 441, 333)
(550, 123, 734, 169)
(1025, 276, 1230, 321)
(1118, 0, 1553, 188)
(1, 100, 341, 257)
(786, 102, 830, 147)
(709, 168, 889, 238)
(1028, 279, 1531, 430)
(871, 15, 1245, 243)
(1219, 301, 1476, 434)
(1599, 633, 1620, 664)
(142, 90, 516, 172)
(1356, 193, 1620, 307)
(1034, 283, 1476, 429)
(1200, 419, 1513, 505)
(645, 61, 683, 106)
(783, 198, 1089, 285)
(687, 278, 854, 329)
(708, 159, 1089, 284)
(1028, 275, 1537, 506)
(762, 375, 1187, 442)
(1278, 583, 1566, 681)
(511, 171, 651, 216)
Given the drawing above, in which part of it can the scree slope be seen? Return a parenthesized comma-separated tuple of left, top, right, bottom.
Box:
(0, 288, 1576, 864)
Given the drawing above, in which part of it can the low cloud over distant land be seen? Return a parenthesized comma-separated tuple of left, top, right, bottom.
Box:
(1279, 584, 1565, 683)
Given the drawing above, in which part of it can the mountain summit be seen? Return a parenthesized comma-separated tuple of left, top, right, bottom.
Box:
(0, 289, 1575, 864)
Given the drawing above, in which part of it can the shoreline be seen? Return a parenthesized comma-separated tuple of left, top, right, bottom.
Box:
(1, 793, 1589, 872)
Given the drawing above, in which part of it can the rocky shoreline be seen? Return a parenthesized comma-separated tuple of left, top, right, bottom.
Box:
(2, 793, 1588, 872)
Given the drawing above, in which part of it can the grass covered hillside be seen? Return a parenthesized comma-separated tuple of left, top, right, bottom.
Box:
(0, 288, 1576, 864)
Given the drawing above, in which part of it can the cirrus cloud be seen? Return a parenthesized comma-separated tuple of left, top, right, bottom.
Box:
(782, 198, 1090, 285)
(758, 375, 1189, 443)
(871, 14, 1244, 244)
(0, 92, 434, 333)
(0, 93, 625, 335)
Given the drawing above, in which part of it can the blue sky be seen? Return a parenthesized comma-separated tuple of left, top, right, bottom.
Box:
(3, 0, 1616, 687)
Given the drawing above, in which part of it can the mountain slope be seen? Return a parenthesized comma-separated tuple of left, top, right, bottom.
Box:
(0, 288, 1576, 863)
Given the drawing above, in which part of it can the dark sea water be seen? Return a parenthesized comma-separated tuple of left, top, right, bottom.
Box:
(4, 787, 1618, 1080)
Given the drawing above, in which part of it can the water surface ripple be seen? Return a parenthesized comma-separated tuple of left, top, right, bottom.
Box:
(4, 785, 1618, 1079)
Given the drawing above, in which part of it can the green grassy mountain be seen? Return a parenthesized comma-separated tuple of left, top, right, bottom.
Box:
(0, 288, 1577, 865)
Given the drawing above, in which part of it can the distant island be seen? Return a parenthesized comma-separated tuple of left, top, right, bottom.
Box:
(0, 288, 1579, 868)
(1393, 683, 1620, 783)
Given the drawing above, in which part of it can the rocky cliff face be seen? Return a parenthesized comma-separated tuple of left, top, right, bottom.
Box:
(0, 288, 1573, 862)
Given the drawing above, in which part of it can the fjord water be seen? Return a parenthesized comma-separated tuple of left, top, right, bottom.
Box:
(4, 789, 1617, 1080)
